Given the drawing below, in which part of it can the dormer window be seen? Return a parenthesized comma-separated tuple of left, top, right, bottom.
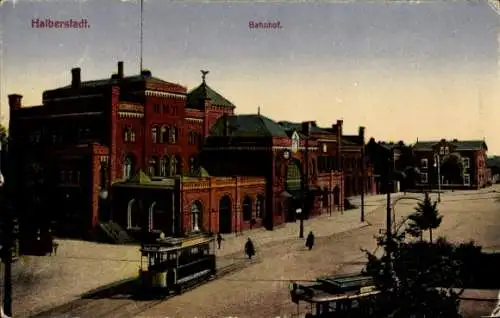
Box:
(291, 131, 300, 153)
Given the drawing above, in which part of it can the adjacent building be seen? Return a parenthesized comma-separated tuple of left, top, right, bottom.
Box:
(7, 61, 373, 245)
(413, 139, 491, 190)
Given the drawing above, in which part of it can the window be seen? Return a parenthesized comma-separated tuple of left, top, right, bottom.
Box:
(149, 157, 158, 176)
(255, 195, 265, 219)
(444, 147, 449, 155)
(170, 127, 178, 144)
(421, 158, 428, 169)
(464, 174, 471, 186)
(463, 157, 470, 169)
(162, 156, 170, 176)
(123, 155, 134, 180)
(151, 126, 158, 143)
(130, 130, 136, 142)
(170, 156, 178, 175)
(153, 104, 160, 112)
(189, 156, 197, 175)
(162, 104, 169, 113)
(160, 126, 168, 143)
(124, 128, 130, 142)
(191, 201, 203, 232)
(420, 173, 428, 183)
(439, 147, 445, 155)
(242, 196, 253, 221)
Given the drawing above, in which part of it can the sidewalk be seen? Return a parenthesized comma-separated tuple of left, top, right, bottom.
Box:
(214, 193, 390, 259)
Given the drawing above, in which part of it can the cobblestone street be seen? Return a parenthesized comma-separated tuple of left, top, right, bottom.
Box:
(2, 194, 386, 317)
(138, 187, 500, 318)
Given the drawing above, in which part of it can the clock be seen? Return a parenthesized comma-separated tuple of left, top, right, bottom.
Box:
(283, 150, 290, 159)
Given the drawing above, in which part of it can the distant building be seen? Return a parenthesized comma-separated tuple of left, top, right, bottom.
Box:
(413, 139, 491, 190)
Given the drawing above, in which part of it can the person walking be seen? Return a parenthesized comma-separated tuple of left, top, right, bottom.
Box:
(216, 233, 224, 249)
(305, 231, 315, 250)
(244, 238, 255, 259)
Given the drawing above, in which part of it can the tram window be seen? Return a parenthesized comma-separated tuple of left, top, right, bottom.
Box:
(191, 247, 198, 255)
(351, 300, 359, 308)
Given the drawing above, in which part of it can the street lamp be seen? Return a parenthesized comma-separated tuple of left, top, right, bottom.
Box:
(433, 154, 441, 202)
(99, 188, 109, 200)
(296, 208, 304, 238)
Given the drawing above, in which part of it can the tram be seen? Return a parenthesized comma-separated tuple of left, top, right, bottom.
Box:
(290, 274, 380, 317)
(139, 232, 216, 295)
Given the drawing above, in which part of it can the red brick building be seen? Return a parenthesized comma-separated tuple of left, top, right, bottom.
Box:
(413, 139, 491, 190)
(7, 61, 372, 242)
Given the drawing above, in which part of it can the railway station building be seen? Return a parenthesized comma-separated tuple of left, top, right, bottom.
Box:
(7, 61, 374, 244)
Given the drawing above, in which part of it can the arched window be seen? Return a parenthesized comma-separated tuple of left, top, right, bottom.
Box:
(189, 156, 197, 176)
(170, 156, 177, 175)
(197, 133, 203, 145)
(160, 125, 169, 144)
(151, 126, 158, 143)
(130, 129, 136, 142)
(161, 156, 170, 176)
(124, 128, 130, 142)
(191, 201, 203, 232)
(123, 155, 134, 180)
(255, 195, 265, 219)
(175, 154, 182, 175)
(149, 156, 158, 176)
(242, 196, 253, 222)
(170, 126, 178, 144)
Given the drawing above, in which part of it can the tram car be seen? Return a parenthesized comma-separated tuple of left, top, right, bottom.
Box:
(139, 232, 216, 295)
(290, 273, 380, 317)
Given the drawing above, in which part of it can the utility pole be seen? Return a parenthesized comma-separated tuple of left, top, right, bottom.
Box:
(361, 146, 365, 222)
(385, 150, 393, 276)
(1, 140, 12, 317)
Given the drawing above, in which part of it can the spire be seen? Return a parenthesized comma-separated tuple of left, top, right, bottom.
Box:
(201, 70, 209, 83)
(257, 106, 261, 115)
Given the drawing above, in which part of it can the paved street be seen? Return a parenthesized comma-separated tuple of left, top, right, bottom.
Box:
(3, 188, 500, 317)
(138, 187, 500, 318)
(2, 194, 383, 317)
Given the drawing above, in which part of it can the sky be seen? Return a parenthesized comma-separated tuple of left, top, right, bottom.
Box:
(1, 0, 500, 153)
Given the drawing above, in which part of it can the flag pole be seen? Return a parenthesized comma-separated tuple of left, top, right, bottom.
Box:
(140, 0, 144, 73)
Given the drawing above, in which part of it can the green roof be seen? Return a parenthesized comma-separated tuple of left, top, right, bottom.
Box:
(209, 114, 288, 137)
(278, 121, 331, 135)
(128, 170, 152, 184)
(114, 170, 176, 188)
(187, 82, 236, 109)
(413, 140, 487, 151)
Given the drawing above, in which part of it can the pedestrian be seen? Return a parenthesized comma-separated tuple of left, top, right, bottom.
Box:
(305, 231, 315, 250)
(244, 238, 255, 259)
(52, 240, 59, 256)
(216, 233, 224, 249)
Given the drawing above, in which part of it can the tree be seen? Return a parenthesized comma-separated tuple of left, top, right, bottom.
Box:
(406, 193, 442, 243)
(0, 123, 7, 146)
(363, 233, 463, 318)
(440, 153, 464, 185)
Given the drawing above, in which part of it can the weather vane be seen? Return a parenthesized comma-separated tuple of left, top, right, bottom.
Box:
(201, 70, 209, 83)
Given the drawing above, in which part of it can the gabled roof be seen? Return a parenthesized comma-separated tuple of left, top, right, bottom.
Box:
(209, 114, 288, 137)
(413, 140, 487, 151)
(343, 135, 363, 145)
(186, 82, 236, 109)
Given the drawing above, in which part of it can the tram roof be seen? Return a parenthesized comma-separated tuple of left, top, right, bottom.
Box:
(294, 284, 380, 303)
(140, 233, 214, 253)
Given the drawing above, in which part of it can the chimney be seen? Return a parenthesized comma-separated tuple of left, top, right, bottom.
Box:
(301, 121, 312, 136)
(8, 94, 23, 110)
(222, 114, 230, 137)
(71, 67, 81, 88)
(141, 70, 152, 78)
(117, 61, 124, 79)
(359, 126, 365, 143)
(336, 120, 343, 136)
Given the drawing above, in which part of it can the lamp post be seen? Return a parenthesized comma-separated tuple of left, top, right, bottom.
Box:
(433, 154, 441, 202)
(361, 148, 365, 223)
(296, 208, 304, 238)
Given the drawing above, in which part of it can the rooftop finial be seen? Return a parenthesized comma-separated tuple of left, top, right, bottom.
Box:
(201, 70, 209, 83)
(258, 106, 261, 115)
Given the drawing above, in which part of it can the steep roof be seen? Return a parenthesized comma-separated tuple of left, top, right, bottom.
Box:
(187, 82, 236, 109)
(413, 140, 487, 151)
(209, 114, 288, 137)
